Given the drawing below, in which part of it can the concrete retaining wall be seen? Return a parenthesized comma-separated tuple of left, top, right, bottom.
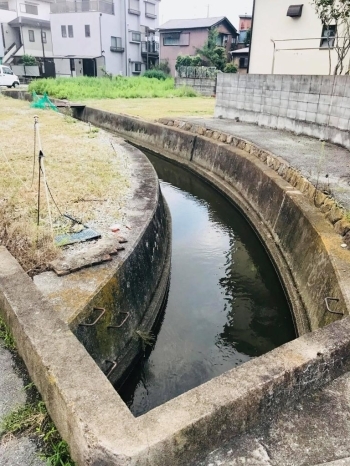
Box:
(175, 77, 216, 96)
(215, 74, 350, 150)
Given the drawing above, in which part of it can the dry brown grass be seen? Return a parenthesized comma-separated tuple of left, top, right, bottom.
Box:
(85, 97, 215, 120)
(0, 95, 130, 274)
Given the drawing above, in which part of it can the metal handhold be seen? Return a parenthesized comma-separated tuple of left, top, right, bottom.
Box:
(325, 297, 343, 315)
(79, 307, 106, 327)
(107, 312, 130, 329)
(105, 360, 117, 379)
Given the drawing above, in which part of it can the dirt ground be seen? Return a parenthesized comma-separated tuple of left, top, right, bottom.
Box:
(0, 95, 131, 274)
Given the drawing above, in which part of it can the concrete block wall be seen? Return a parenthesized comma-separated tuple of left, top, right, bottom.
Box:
(215, 74, 350, 150)
(175, 77, 216, 96)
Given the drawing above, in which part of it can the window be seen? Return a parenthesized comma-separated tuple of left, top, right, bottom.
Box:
(3, 66, 13, 75)
(41, 31, 47, 43)
(28, 29, 35, 42)
(287, 4, 303, 18)
(20, 3, 38, 15)
(163, 33, 180, 46)
(133, 62, 142, 73)
(61, 25, 67, 38)
(68, 25, 73, 38)
(320, 24, 336, 48)
(216, 34, 229, 46)
(163, 32, 189, 46)
(85, 25, 90, 37)
(129, 0, 140, 14)
(131, 31, 141, 42)
(239, 56, 248, 69)
(145, 1, 156, 18)
(111, 36, 124, 51)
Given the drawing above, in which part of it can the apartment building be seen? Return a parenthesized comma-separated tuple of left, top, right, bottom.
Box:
(50, 0, 160, 76)
(0, 0, 160, 76)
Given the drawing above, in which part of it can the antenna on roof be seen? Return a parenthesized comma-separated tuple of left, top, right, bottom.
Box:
(206, 4, 209, 17)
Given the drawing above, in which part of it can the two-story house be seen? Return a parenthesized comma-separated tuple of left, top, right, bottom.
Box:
(0, 0, 54, 72)
(159, 16, 238, 76)
(50, 0, 160, 77)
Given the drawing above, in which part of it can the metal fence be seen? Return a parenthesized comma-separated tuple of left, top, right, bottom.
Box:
(176, 66, 217, 79)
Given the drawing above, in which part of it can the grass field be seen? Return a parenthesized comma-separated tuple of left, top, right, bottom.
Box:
(85, 97, 215, 120)
(28, 76, 198, 100)
(0, 95, 130, 274)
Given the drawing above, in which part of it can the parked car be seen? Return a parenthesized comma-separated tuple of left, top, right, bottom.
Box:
(0, 65, 20, 88)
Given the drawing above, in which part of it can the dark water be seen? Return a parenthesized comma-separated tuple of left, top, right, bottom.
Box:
(118, 152, 296, 416)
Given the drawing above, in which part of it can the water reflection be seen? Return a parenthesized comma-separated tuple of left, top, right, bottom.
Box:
(118, 151, 295, 416)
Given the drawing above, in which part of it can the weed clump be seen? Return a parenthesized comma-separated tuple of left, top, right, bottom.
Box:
(1, 399, 74, 466)
(0, 317, 15, 350)
(29, 76, 198, 100)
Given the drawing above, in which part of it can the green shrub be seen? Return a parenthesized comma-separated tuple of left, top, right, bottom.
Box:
(143, 69, 167, 80)
(156, 60, 171, 75)
(175, 55, 203, 70)
(224, 63, 238, 73)
(28, 76, 199, 100)
(21, 54, 37, 66)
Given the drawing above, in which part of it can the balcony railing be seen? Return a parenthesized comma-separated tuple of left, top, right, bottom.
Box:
(141, 41, 159, 54)
(51, 0, 114, 14)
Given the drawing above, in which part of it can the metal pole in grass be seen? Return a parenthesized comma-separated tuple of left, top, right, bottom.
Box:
(34, 115, 53, 238)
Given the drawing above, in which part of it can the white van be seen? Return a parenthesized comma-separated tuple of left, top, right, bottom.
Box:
(0, 65, 20, 88)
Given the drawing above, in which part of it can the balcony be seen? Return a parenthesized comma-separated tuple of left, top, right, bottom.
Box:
(50, 0, 114, 14)
(128, 8, 140, 15)
(141, 41, 159, 55)
(110, 46, 124, 53)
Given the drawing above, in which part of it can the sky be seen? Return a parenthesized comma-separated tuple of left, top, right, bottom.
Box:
(159, 0, 254, 29)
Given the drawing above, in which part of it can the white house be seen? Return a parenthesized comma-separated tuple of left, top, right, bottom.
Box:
(0, 0, 53, 70)
(50, 0, 160, 77)
(249, 1, 350, 75)
(0, 0, 160, 77)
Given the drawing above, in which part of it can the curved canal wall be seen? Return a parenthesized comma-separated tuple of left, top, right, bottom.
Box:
(71, 105, 350, 335)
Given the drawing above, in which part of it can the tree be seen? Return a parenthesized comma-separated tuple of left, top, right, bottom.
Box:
(196, 28, 228, 71)
(311, 0, 350, 74)
(21, 54, 37, 66)
(244, 29, 251, 47)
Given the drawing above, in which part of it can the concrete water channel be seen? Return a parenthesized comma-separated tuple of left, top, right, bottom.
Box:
(2, 91, 350, 465)
(119, 150, 295, 416)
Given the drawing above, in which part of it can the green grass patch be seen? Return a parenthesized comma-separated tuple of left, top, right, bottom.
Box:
(1, 398, 74, 466)
(0, 317, 15, 350)
(28, 76, 198, 100)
